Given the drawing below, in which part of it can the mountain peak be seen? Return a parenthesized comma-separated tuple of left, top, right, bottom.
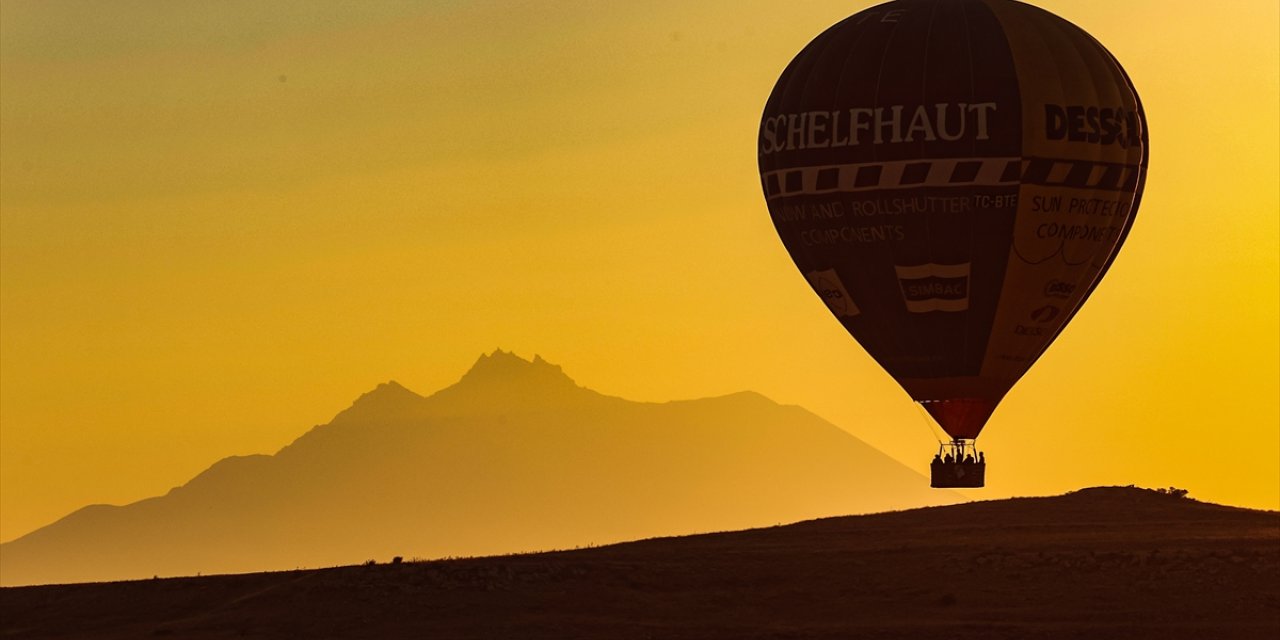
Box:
(328, 380, 425, 425)
(458, 349, 577, 388)
(359, 380, 419, 402)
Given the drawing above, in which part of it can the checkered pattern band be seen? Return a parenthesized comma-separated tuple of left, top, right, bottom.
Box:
(762, 156, 1141, 201)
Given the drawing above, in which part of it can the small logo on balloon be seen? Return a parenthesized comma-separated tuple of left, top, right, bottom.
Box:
(1043, 280, 1075, 299)
(805, 269, 860, 317)
(894, 263, 970, 313)
(1029, 305, 1061, 323)
(1015, 324, 1047, 337)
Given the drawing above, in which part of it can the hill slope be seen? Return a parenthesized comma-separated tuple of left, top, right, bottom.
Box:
(2, 487, 1276, 639)
(0, 351, 950, 586)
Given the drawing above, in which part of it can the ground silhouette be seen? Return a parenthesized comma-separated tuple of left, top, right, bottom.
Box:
(1, 351, 951, 586)
(2, 487, 1275, 639)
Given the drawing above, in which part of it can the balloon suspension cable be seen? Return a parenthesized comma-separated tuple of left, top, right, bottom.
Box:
(912, 401, 946, 445)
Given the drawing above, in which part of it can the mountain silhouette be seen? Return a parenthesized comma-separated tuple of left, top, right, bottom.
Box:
(0, 351, 952, 586)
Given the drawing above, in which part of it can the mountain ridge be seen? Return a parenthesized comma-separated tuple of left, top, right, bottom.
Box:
(0, 350, 953, 587)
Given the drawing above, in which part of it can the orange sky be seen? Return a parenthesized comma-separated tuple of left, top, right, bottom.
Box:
(2, 0, 1277, 543)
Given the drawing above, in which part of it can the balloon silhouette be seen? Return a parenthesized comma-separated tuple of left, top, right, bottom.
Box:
(759, 0, 1147, 443)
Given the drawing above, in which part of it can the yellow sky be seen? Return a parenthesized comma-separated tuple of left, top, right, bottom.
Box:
(2, 0, 1277, 542)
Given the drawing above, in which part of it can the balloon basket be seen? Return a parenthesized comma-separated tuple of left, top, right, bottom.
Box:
(930, 440, 986, 488)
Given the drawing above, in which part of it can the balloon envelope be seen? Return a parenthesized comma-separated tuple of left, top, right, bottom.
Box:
(759, 0, 1147, 440)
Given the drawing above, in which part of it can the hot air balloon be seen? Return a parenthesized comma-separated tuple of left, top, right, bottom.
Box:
(758, 0, 1147, 488)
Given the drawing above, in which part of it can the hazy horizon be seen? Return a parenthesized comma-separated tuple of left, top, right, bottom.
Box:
(6, 347, 1272, 550)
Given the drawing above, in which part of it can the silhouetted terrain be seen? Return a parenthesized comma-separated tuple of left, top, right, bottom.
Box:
(2, 487, 1275, 639)
(1, 351, 951, 586)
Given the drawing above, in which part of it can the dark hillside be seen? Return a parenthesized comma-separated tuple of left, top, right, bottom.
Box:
(3, 487, 1276, 640)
